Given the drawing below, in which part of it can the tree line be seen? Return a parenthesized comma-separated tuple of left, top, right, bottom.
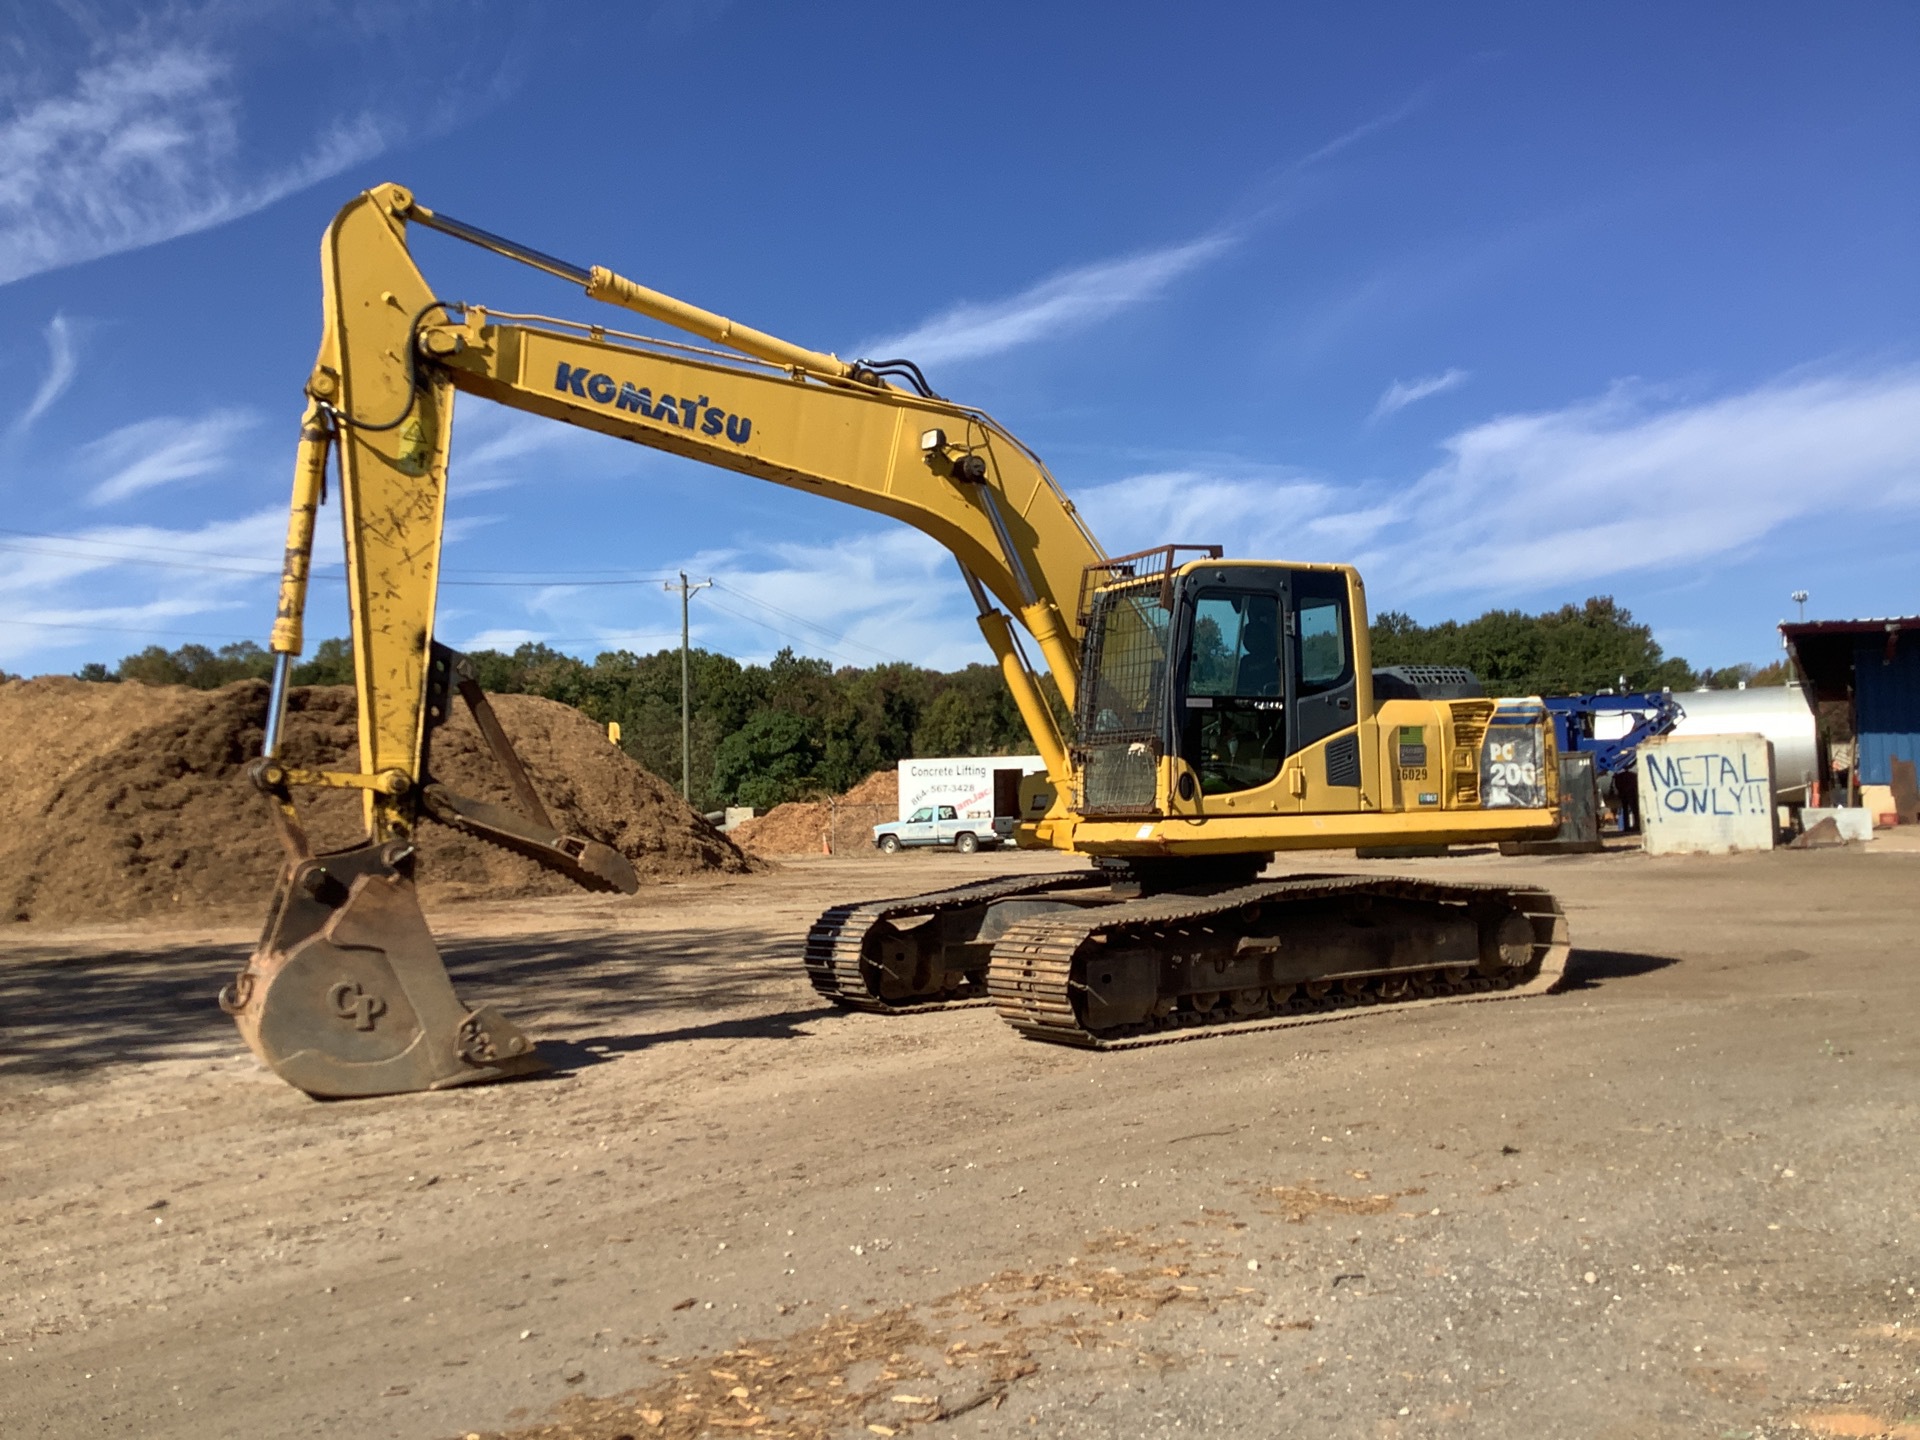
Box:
(51, 595, 1784, 810)
(69, 637, 1042, 811)
(1368, 597, 1788, 696)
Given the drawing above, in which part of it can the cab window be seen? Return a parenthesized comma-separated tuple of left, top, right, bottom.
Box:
(937, 806, 957, 820)
(1292, 576, 1351, 696)
(1188, 593, 1281, 698)
(1298, 597, 1344, 690)
(909, 807, 934, 822)
(1182, 589, 1286, 795)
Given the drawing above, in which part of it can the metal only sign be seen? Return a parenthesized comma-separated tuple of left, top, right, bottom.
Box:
(1639, 733, 1776, 855)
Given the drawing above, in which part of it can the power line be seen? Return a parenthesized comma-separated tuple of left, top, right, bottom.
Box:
(2, 530, 921, 667)
(441, 576, 681, 588)
(1, 615, 688, 647)
(708, 580, 908, 663)
(0, 539, 685, 588)
(0, 526, 286, 562)
(1, 617, 258, 640)
(700, 594, 909, 667)
(0, 540, 292, 577)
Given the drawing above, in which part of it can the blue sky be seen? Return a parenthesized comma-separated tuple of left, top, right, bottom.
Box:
(2, 1, 1916, 678)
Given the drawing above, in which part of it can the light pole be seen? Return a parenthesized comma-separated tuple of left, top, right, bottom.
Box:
(1791, 589, 1809, 623)
(663, 571, 712, 801)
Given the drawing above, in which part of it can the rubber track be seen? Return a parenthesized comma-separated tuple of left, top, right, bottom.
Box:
(803, 870, 1109, 1013)
(986, 874, 1569, 1049)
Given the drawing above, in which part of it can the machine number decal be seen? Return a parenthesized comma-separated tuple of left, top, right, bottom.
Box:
(1396, 725, 1427, 768)
(1481, 728, 1548, 809)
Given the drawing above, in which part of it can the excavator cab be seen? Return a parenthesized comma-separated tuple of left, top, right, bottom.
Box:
(1074, 555, 1368, 822)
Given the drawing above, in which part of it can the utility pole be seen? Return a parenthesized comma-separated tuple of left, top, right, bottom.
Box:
(664, 571, 712, 801)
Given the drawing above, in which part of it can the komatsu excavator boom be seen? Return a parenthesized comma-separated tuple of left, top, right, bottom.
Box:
(225, 184, 1569, 1098)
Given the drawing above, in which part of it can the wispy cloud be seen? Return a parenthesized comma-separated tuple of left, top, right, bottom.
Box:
(1365, 369, 1920, 601)
(1294, 85, 1434, 170)
(649, 0, 735, 35)
(1042, 368, 1920, 617)
(857, 231, 1236, 369)
(1071, 464, 1397, 571)
(0, 43, 386, 287)
(447, 528, 979, 669)
(1371, 367, 1470, 422)
(0, 508, 342, 671)
(461, 627, 548, 652)
(13, 312, 78, 433)
(694, 529, 959, 665)
(851, 80, 1441, 375)
(83, 408, 256, 505)
(1076, 467, 1335, 556)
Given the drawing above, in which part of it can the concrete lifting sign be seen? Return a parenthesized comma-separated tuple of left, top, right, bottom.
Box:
(1638, 733, 1776, 856)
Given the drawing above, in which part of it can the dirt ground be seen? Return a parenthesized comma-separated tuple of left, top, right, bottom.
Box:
(3, 836, 1918, 1439)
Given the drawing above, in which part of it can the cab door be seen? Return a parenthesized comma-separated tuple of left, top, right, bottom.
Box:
(1286, 569, 1362, 813)
(1176, 575, 1290, 801)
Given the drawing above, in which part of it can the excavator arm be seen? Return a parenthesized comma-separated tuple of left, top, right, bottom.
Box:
(267, 185, 1101, 823)
(228, 183, 1108, 1097)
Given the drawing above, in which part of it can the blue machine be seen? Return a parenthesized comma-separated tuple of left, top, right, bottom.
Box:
(1543, 692, 1682, 776)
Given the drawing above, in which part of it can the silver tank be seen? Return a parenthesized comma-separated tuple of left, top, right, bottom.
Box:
(1667, 685, 1819, 802)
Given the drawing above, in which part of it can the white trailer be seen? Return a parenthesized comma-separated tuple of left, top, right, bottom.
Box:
(896, 756, 1047, 825)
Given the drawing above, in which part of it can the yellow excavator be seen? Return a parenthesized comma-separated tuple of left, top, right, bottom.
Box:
(222, 183, 1569, 1098)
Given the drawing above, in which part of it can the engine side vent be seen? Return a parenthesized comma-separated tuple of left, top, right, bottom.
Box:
(1325, 731, 1360, 788)
(1448, 699, 1496, 807)
(1372, 665, 1485, 701)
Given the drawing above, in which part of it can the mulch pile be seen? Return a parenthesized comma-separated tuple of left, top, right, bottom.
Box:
(730, 769, 899, 857)
(0, 677, 756, 927)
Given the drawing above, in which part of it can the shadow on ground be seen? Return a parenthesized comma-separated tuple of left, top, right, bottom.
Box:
(1, 927, 1689, 1079)
(0, 921, 830, 1079)
(1560, 948, 1681, 989)
(540, 1006, 841, 1072)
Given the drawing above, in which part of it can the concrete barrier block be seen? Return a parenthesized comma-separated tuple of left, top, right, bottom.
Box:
(1639, 733, 1775, 856)
(1799, 807, 1875, 843)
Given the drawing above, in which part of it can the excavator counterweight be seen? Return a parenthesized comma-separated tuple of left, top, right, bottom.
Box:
(233, 184, 1569, 1098)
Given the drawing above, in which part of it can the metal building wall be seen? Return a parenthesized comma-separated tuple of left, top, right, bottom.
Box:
(1854, 638, 1920, 785)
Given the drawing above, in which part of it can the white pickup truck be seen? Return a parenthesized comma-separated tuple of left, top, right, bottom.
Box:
(872, 805, 1013, 854)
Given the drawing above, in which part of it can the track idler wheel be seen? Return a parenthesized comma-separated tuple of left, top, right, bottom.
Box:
(221, 840, 543, 1098)
(1477, 908, 1537, 977)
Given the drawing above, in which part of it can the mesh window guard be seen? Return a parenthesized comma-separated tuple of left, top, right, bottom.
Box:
(1075, 577, 1175, 814)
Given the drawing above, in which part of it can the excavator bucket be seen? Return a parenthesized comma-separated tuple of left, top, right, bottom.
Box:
(222, 839, 543, 1099)
(228, 642, 639, 1098)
